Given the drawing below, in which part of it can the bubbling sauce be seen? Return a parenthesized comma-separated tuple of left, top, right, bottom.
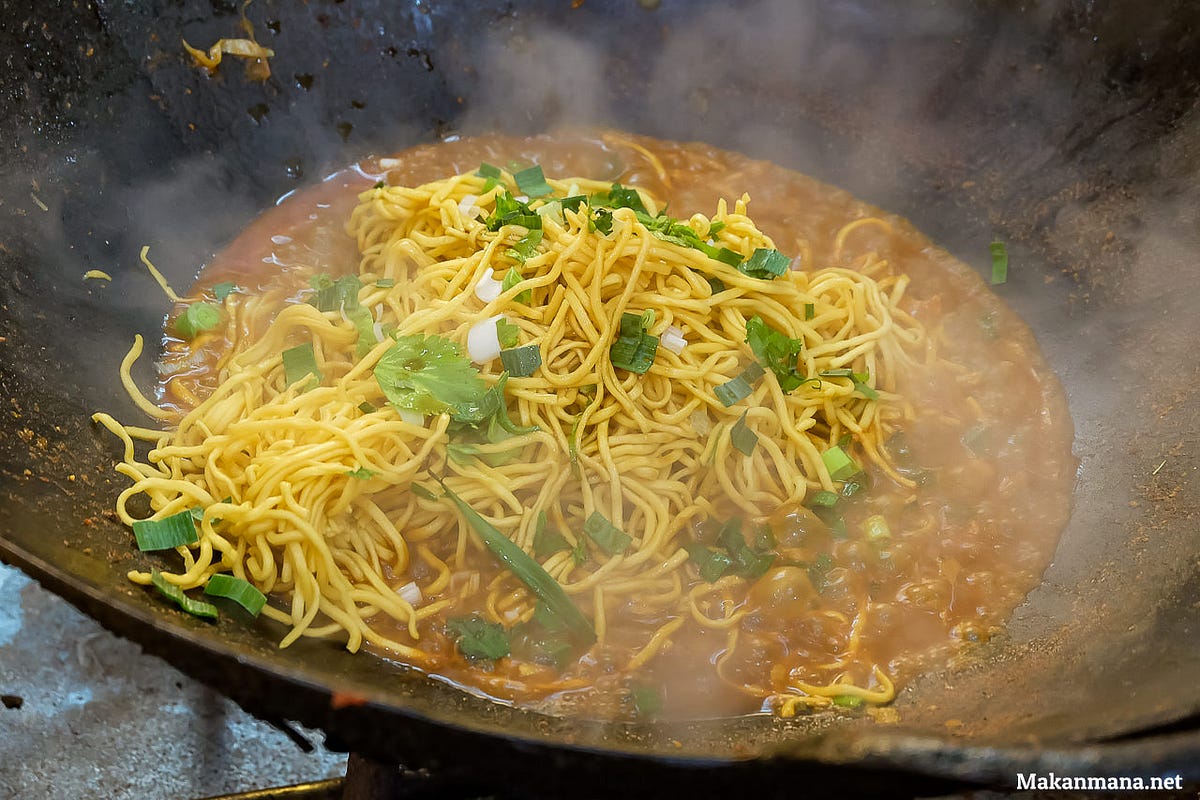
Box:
(157, 132, 1074, 721)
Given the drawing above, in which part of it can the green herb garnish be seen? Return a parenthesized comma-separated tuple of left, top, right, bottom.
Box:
(346, 467, 377, 480)
(211, 281, 239, 301)
(746, 315, 809, 392)
(447, 614, 510, 661)
(374, 334, 488, 420)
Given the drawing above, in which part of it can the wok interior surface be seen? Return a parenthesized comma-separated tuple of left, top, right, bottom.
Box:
(1, 0, 1198, 789)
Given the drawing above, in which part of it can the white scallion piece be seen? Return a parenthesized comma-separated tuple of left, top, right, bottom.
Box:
(458, 194, 479, 219)
(396, 581, 422, 606)
(474, 267, 504, 303)
(661, 325, 688, 355)
(398, 409, 425, 427)
(467, 314, 503, 364)
(378, 157, 402, 169)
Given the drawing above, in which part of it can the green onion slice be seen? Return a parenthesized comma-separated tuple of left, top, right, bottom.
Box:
(375, 278, 396, 288)
(730, 411, 758, 456)
(507, 229, 543, 263)
(684, 544, 732, 583)
(151, 571, 218, 619)
(990, 240, 1008, 285)
(822, 445, 861, 481)
(499, 344, 541, 378)
(738, 247, 790, 280)
(441, 486, 595, 643)
(174, 302, 222, 339)
(132, 508, 199, 551)
(204, 574, 267, 616)
(495, 318, 520, 349)
(346, 467, 376, 480)
(864, 514, 891, 542)
(476, 162, 502, 179)
(583, 511, 632, 555)
(806, 490, 840, 508)
(282, 343, 322, 389)
(514, 165, 554, 198)
(714, 363, 765, 407)
(631, 686, 663, 719)
(833, 694, 865, 709)
(804, 302, 815, 320)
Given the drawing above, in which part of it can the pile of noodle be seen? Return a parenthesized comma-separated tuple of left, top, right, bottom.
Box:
(95, 166, 928, 712)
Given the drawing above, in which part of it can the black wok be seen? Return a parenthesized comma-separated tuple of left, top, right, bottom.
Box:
(1, 1, 1198, 796)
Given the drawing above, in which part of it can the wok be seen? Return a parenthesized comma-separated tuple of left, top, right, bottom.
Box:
(1, 0, 1198, 795)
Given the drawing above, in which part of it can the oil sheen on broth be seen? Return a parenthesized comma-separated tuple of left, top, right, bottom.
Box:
(155, 133, 1075, 721)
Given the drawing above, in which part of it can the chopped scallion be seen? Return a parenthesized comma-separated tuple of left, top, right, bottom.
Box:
(495, 318, 520, 349)
(853, 381, 879, 400)
(738, 247, 790, 280)
(864, 514, 891, 542)
(821, 445, 861, 481)
(358, 401, 377, 414)
(805, 302, 815, 320)
(174, 302, 222, 339)
(583, 511, 632, 555)
(714, 363, 765, 407)
(499, 344, 542, 377)
(282, 343, 322, 389)
(806, 490, 840, 508)
(730, 411, 758, 456)
(631, 686, 663, 719)
(441, 487, 594, 643)
(375, 278, 396, 288)
(506, 229, 543, 263)
(990, 240, 1008, 285)
(132, 508, 199, 551)
(833, 694, 865, 709)
(410, 483, 438, 501)
(204, 573, 267, 616)
(501, 266, 532, 304)
(475, 162, 502, 179)
(151, 571, 219, 619)
(346, 467, 376, 480)
(513, 165, 554, 197)
(684, 543, 733, 583)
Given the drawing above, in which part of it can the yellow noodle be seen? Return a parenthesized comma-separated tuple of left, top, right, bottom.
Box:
(97, 166, 931, 711)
